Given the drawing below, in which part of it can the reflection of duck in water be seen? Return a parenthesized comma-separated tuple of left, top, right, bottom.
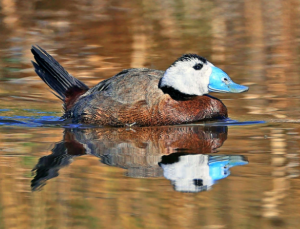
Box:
(31, 46, 248, 126)
(159, 154, 247, 193)
(31, 126, 247, 192)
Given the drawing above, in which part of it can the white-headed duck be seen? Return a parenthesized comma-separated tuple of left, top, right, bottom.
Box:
(31, 46, 248, 126)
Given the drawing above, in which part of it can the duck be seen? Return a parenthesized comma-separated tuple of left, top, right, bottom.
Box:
(31, 45, 248, 127)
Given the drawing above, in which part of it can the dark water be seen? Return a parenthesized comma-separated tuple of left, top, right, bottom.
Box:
(0, 0, 300, 228)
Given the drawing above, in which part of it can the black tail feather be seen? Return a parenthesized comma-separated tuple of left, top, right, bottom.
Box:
(31, 45, 89, 101)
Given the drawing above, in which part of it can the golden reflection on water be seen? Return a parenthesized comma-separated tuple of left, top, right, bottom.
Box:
(0, 124, 299, 228)
(1, 0, 300, 120)
(0, 0, 300, 228)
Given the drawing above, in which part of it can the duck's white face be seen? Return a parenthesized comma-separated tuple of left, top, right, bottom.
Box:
(159, 54, 211, 96)
(159, 54, 248, 97)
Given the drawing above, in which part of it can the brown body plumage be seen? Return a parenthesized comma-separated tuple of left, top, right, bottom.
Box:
(31, 46, 227, 127)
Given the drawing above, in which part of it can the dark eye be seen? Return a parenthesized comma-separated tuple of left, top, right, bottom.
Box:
(193, 63, 203, 70)
(223, 78, 228, 82)
(193, 179, 203, 186)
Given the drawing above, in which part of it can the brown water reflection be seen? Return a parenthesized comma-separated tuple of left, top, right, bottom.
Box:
(0, 124, 300, 228)
(1, 0, 300, 228)
(1, 0, 300, 120)
(32, 126, 247, 192)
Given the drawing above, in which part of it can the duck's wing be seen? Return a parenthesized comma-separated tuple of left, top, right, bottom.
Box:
(86, 68, 165, 104)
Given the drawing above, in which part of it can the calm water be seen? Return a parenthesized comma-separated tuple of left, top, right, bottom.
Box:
(0, 0, 300, 228)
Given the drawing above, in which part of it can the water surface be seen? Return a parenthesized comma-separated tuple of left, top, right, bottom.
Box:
(0, 0, 300, 228)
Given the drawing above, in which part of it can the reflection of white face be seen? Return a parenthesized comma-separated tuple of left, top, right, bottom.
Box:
(159, 54, 213, 96)
(159, 154, 213, 193)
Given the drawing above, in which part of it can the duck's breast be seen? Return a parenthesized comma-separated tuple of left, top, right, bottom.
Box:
(153, 95, 228, 125)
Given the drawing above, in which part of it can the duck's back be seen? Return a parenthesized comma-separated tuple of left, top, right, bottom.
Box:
(85, 68, 164, 104)
(69, 68, 168, 126)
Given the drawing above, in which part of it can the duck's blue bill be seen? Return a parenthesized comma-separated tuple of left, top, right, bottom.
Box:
(208, 66, 249, 93)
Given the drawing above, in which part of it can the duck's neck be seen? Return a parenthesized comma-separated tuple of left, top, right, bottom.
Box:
(159, 79, 198, 101)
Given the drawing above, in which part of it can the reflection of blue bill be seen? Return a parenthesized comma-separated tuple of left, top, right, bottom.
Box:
(209, 155, 248, 182)
(159, 154, 248, 193)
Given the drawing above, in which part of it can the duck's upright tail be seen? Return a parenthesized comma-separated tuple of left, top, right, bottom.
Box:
(31, 45, 89, 111)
